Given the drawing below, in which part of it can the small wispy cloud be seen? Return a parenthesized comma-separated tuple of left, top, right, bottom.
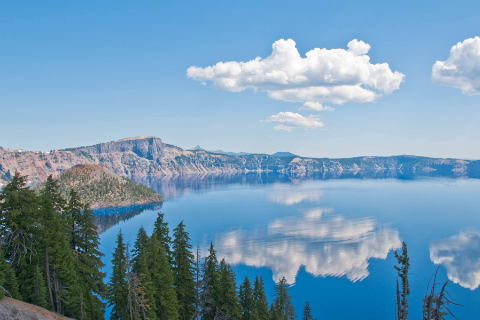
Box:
(265, 112, 325, 132)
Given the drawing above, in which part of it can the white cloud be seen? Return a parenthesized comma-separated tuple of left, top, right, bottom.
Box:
(187, 39, 404, 105)
(215, 210, 401, 283)
(432, 36, 480, 95)
(301, 101, 334, 111)
(266, 112, 324, 131)
(430, 231, 480, 290)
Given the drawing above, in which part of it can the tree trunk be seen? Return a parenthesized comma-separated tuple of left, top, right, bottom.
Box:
(396, 279, 401, 320)
(45, 247, 55, 312)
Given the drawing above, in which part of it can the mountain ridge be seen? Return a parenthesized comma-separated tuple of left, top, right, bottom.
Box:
(1, 136, 479, 185)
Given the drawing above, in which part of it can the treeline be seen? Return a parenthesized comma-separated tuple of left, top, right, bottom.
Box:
(107, 213, 316, 320)
(0, 172, 106, 319)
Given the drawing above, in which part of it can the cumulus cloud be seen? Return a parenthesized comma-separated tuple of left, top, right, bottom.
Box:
(215, 209, 401, 283)
(430, 231, 480, 290)
(266, 112, 324, 131)
(432, 37, 480, 95)
(301, 101, 334, 111)
(187, 39, 404, 105)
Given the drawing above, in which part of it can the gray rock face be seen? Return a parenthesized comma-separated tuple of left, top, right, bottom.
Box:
(0, 297, 71, 320)
(0, 136, 479, 184)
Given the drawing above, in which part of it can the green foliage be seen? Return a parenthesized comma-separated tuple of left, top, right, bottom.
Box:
(152, 212, 173, 264)
(218, 259, 240, 319)
(147, 235, 179, 320)
(303, 302, 315, 320)
(107, 231, 129, 320)
(201, 243, 221, 320)
(395, 241, 410, 320)
(270, 277, 296, 320)
(173, 221, 196, 320)
(253, 276, 269, 319)
(239, 276, 255, 320)
(42, 165, 162, 207)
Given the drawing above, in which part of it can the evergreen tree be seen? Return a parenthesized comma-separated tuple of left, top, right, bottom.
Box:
(132, 227, 158, 319)
(172, 221, 196, 320)
(253, 276, 269, 320)
(270, 277, 295, 320)
(107, 231, 129, 320)
(152, 212, 173, 264)
(395, 241, 410, 320)
(218, 258, 240, 319)
(77, 204, 106, 319)
(239, 276, 255, 320)
(65, 189, 83, 251)
(201, 243, 221, 320)
(0, 172, 39, 266)
(39, 175, 83, 317)
(0, 243, 21, 300)
(302, 302, 315, 320)
(147, 235, 179, 320)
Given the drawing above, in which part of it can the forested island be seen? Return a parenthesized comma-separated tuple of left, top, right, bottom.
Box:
(0, 173, 462, 319)
(38, 164, 163, 208)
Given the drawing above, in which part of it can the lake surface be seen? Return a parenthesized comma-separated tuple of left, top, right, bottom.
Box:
(96, 173, 480, 319)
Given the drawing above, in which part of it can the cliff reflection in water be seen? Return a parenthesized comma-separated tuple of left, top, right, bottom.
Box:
(215, 208, 401, 283)
(134, 169, 474, 202)
(93, 203, 163, 234)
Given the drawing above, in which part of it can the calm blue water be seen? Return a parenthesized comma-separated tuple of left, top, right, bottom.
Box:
(97, 174, 480, 319)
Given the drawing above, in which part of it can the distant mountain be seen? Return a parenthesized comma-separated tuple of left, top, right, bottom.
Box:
(272, 152, 298, 158)
(209, 150, 251, 156)
(193, 145, 203, 150)
(1, 136, 479, 185)
(42, 164, 163, 208)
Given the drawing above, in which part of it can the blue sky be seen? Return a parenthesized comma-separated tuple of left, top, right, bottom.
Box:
(1, 0, 479, 158)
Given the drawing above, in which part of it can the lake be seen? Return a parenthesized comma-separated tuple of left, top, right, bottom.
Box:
(96, 173, 480, 319)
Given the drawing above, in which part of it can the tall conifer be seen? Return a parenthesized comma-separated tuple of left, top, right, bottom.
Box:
(77, 204, 106, 319)
(201, 243, 221, 320)
(270, 277, 295, 320)
(218, 259, 240, 319)
(152, 213, 173, 264)
(239, 276, 255, 320)
(253, 276, 269, 319)
(172, 221, 196, 320)
(147, 235, 179, 320)
(107, 231, 129, 320)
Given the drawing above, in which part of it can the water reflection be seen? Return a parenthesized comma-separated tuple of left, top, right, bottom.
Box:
(267, 185, 322, 205)
(133, 169, 474, 201)
(94, 203, 163, 234)
(430, 231, 480, 290)
(215, 208, 401, 283)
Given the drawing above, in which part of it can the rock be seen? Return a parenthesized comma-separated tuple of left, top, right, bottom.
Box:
(0, 297, 72, 320)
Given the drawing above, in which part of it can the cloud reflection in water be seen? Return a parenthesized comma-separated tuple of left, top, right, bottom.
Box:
(215, 208, 401, 283)
(430, 231, 480, 290)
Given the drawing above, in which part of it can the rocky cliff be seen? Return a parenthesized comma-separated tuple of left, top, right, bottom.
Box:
(1, 136, 479, 185)
(0, 297, 72, 320)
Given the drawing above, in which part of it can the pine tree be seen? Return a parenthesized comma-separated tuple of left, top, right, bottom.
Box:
(132, 227, 158, 319)
(218, 258, 240, 319)
(303, 302, 315, 320)
(147, 235, 179, 320)
(65, 189, 83, 251)
(152, 212, 173, 264)
(0, 243, 21, 300)
(395, 241, 410, 320)
(0, 172, 39, 266)
(239, 276, 255, 320)
(253, 276, 269, 320)
(201, 243, 221, 320)
(39, 175, 83, 317)
(172, 221, 196, 320)
(77, 204, 106, 319)
(107, 231, 129, 320)
(270, 277, 295, 320)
